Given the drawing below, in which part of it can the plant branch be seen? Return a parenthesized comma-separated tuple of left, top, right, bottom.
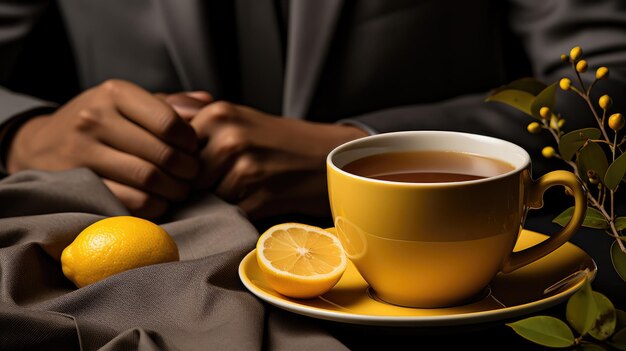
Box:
(584, 94, 612, 144)
(561, 156, 625, 253)
(574, 65, 588, 93)
(588, 192, 626, 253)
(547, 125, 560, 142)
(572, 74, 612, 144)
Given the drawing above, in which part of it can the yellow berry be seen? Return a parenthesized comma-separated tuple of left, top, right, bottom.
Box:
(596, 66, 609, 80)
(599, 95, 612, 110)
(560, 78, 572, 91)
(527, 122, 542, 134)
(570, 46, 583, 61)
(609, 113, 624, 131)
(558, 119, 566, 128)
(576, 60, 588, 73)
(560, 54, 569, 62)
(539, 106, 552, 119)
(542, 146, 556, 158)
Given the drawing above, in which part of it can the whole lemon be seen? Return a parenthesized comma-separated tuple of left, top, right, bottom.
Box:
(61, 216, 179, 288)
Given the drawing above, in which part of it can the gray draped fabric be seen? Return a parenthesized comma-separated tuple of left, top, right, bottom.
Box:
(0, 169, 348, 350)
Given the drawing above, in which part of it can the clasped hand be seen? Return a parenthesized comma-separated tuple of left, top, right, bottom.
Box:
(7, 79, 366, 220)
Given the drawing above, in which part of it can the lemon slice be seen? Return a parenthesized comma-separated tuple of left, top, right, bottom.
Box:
(256, 223, 347, 299)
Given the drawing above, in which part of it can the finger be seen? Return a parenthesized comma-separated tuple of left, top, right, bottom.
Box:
(214, 175, 246, 204)
(102, 179, 169, 219)
(154, 92, 168, 100)
(213, 153, 264, 203)
(190, 101, 240, 139)
(154, 91, 213, 104)
(192, 125, 247, 190)
(154, 93, 208, 122)
(101, 79, 197, 153)
(164, 93, 213, 121)
(93, 109, 198, 180)
(190, 102, 246, 188)
(85, 142, 190, 202)
(184, 91, 213, 102)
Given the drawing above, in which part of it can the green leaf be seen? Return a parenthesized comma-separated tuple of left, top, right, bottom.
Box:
(530, 83, 558, 120)
(553, 207, 609, 229)
(507, 316, 575, 348)
(605, 153, 626, 191)
(490, 77, 548, 95)
(611, 327, 626, 350)
(559, 128, 602, 161)
(485, 89, 536, 117)
(578, 141, 610, 185)
(588, 291, 617, 341)
(567, 278, 598, 335)
(611, 241, 626, 282)
(617, 217, 626, 231)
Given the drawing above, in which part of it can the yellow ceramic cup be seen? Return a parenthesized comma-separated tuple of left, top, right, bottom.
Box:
(327, 131, 586, 308)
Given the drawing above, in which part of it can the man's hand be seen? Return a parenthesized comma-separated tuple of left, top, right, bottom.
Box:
(155, 91, 213, 121)
(190, 102, 368, 221)
(7, 79, 200, 219)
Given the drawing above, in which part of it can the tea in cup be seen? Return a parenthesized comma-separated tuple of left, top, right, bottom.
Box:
(326, 131, 586, 308)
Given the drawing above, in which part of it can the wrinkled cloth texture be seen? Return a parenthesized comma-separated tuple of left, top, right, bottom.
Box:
(0, 168, 349, 351)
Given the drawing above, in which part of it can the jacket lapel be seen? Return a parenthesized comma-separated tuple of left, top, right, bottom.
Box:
(283, 0, 345, 118)
(155, 0, 221, 95)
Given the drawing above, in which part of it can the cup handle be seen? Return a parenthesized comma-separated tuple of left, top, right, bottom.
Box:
(501, 170, 587, 273)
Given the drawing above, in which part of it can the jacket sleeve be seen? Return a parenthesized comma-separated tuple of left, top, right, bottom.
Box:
(0, 0, 56, 118)
(347, 0, 626, 178)
(0, 1, 58, 174)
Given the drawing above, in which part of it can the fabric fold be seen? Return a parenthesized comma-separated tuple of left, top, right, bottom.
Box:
(0, 169, 348, 350)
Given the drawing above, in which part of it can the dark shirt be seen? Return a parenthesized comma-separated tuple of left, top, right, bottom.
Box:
(209, 0, 288, 115)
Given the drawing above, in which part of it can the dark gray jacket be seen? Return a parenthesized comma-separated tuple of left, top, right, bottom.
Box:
(1, 0, 626, 176)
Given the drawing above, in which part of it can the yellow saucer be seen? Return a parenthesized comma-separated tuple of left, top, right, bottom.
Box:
(239, 229, 596, 327)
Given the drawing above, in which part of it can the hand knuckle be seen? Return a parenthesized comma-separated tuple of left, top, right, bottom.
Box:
(235, 154, 260, 179)
(156, 145, 176, 167)
(207, 101, 236, 121)
(74, 108, 103, 132)
(227, 155, 261, 193)
(100, 79, 125, 95)
(215, 128, 248, 155)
